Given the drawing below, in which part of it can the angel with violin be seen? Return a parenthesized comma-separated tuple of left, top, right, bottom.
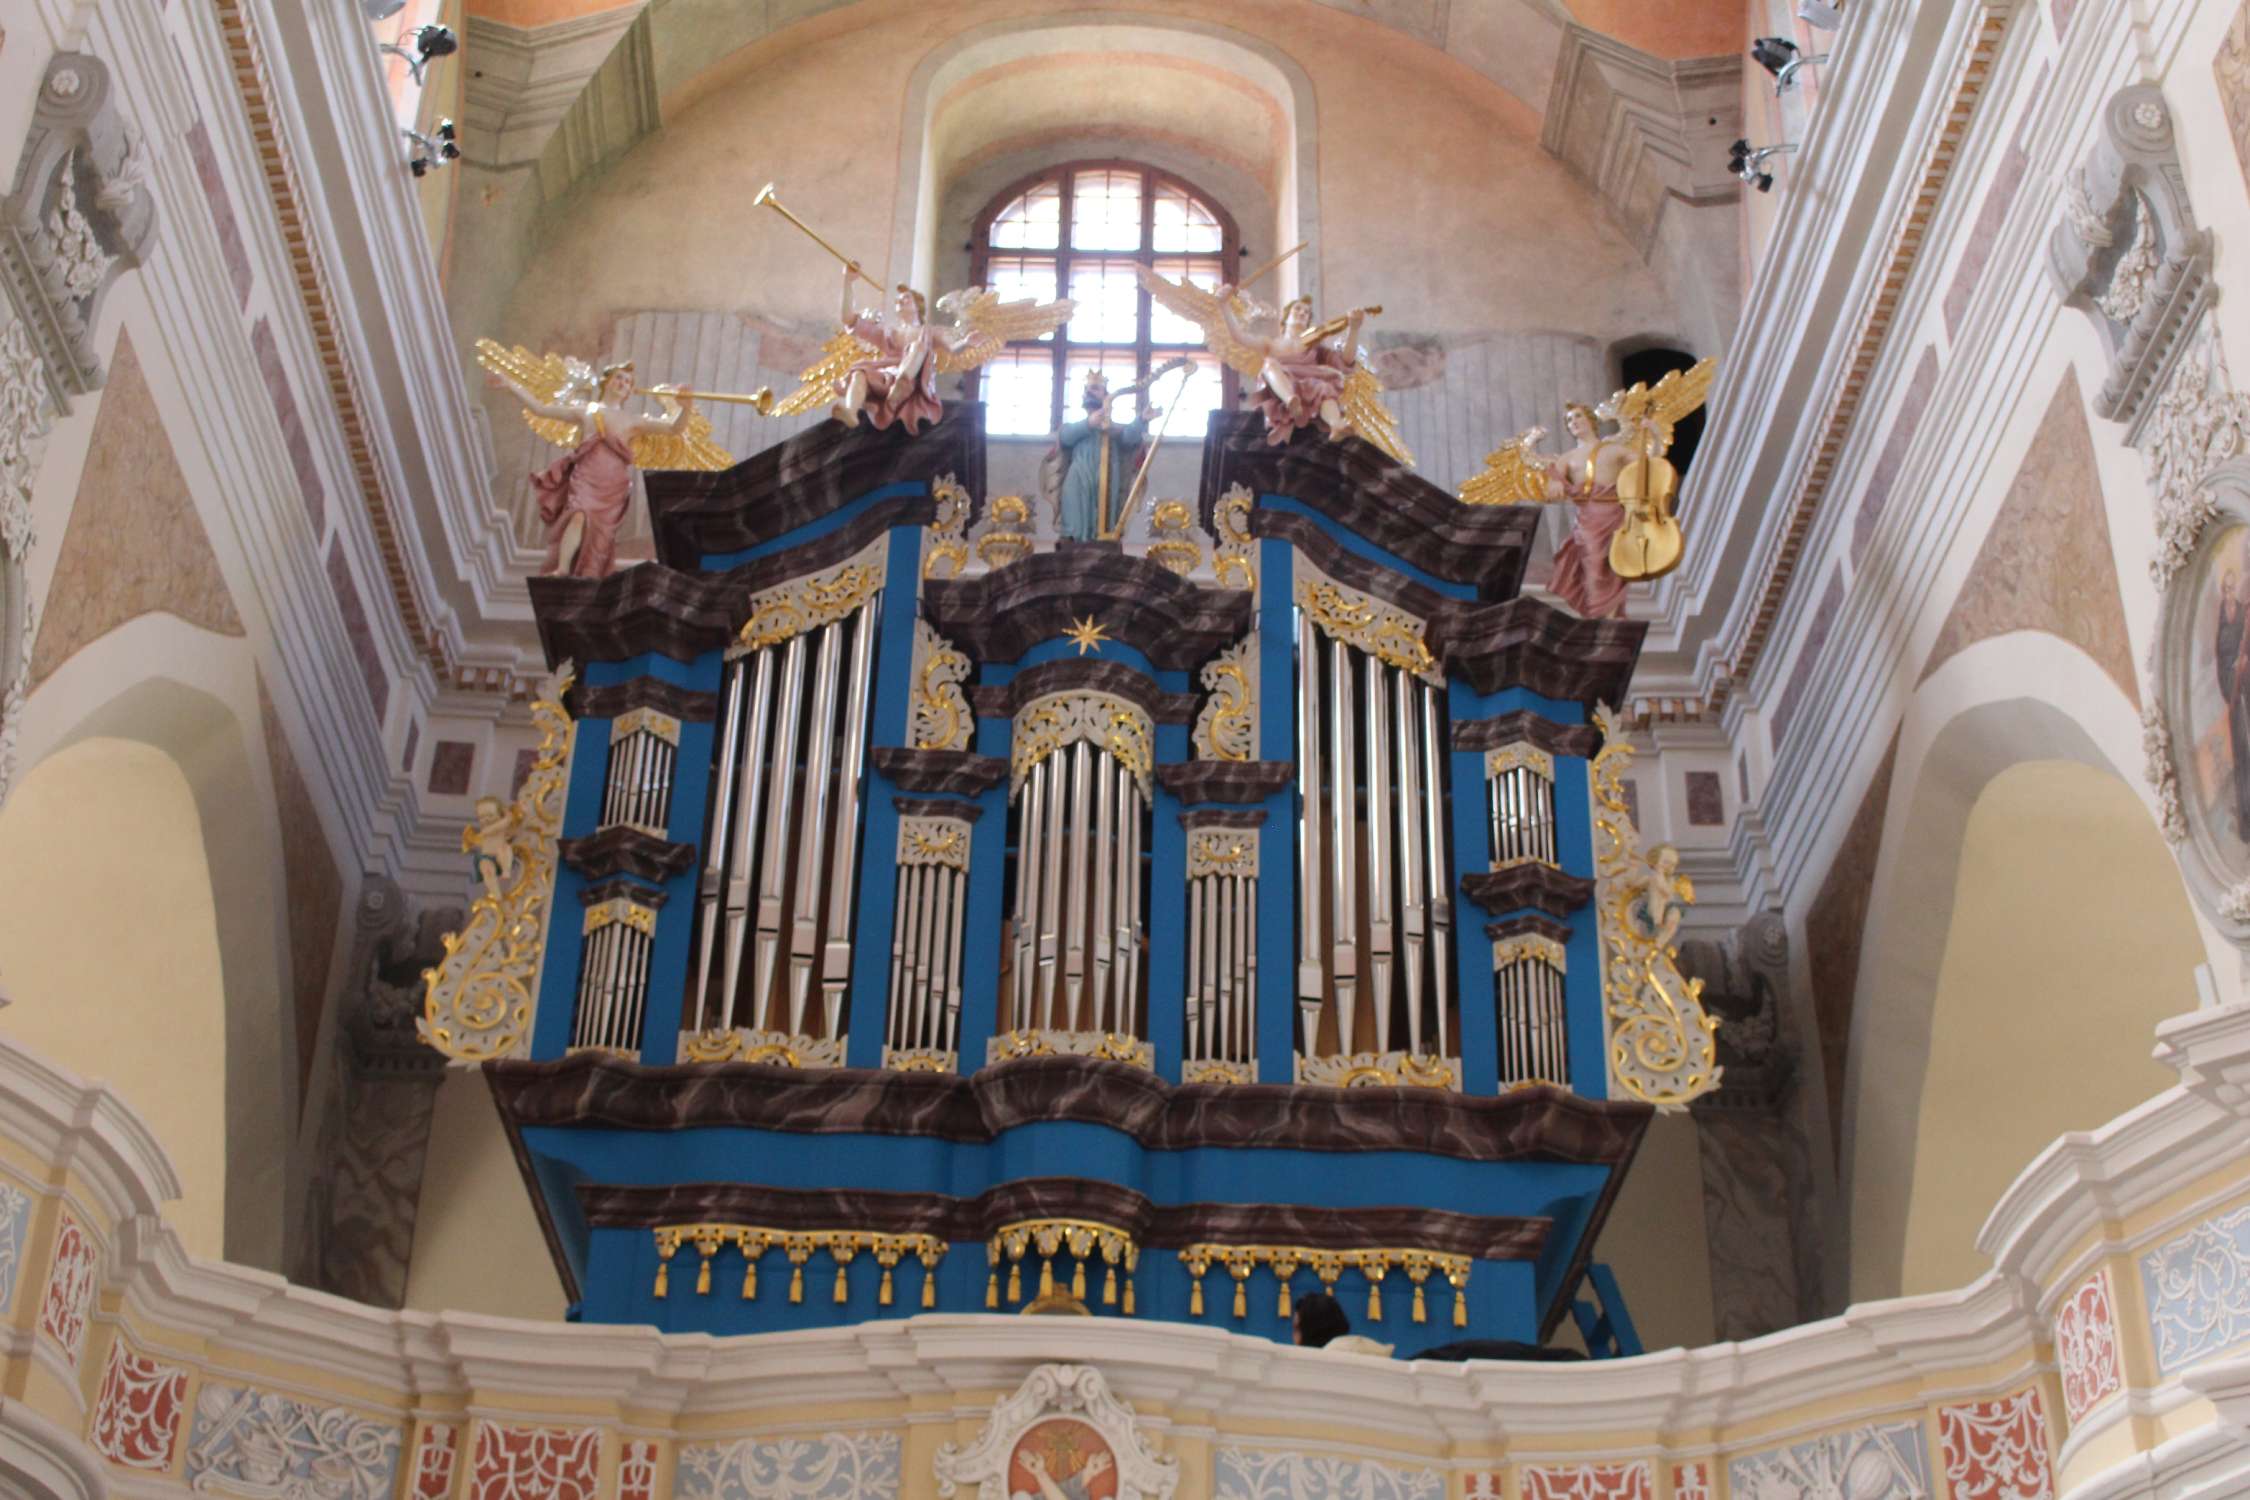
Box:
(1458, 360, 1717, 620)
(1134, 259, 1413, 467)
(477, 340, 736, 580)
(754, 186, 1075, 434)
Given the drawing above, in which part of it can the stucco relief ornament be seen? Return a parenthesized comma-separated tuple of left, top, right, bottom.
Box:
(2144, 324, 2250, 587)
(2141, 695, 2189, 844)
(1590, 704, 1721, 1110)
(420, 663, 575, 1062)
(934, 1365, 1178, 1500)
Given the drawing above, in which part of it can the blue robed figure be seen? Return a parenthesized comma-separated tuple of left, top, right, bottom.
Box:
(1052, 371, 1157, 541)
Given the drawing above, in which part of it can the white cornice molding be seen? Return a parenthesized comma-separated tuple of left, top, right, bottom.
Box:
(461, 6, 648, 170)
(0, 1397, 105, 1500)
(0, 1033, 180, 1222)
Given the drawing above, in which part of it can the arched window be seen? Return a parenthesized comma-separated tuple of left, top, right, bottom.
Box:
(971, 162, 1239, 438)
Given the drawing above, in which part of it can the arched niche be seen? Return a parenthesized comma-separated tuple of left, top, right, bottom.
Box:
(4, 617, 300, 1271)
(1839, 634, 2213, 1304)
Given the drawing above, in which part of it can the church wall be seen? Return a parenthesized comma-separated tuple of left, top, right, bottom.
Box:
(401, 1069, 569, 1320)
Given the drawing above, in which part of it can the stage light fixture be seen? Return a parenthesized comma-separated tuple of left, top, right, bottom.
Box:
(378, 23, 457, 85)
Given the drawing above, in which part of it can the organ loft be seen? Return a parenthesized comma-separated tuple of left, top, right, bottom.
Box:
(424, 192, 1722, 1348)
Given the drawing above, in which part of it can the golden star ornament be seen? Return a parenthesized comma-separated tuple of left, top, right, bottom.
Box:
(1064, 616, 1110, 656)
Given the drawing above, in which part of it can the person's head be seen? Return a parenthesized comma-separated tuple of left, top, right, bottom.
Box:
(474, 795, 506, 829)
(1293, 1291, 1350, 1348)
(1283, 297, 1314, 334)
(598, 361, 635, 402)
(1564, 402, 1598, 441)
(1081, 371, 1110, 412)
(895, 284, 926, 323)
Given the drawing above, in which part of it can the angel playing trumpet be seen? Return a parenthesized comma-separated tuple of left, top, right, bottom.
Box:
(1134, 260, 1412, 467)
(476, 339, 736, 579)
(1459, 359, 1717, 619)
(755, 185, 1075, 433)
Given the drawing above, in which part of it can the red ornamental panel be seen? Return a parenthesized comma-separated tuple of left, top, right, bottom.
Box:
(1520, 1462, 1653, 1500)
(37, 1209, 101, 1364)
(1939, 1388, 2056, 1500)
(1671, 1461, 1712, 1500)
(1464, 1475, 1503, 1499)
(620, 1437, 660, 1500)
(2054, 1268, 2125, 1427)
(471, 1421, 601, 1500)
(89, 1339, 188, 1471)
(413, 1423, 463, 1500)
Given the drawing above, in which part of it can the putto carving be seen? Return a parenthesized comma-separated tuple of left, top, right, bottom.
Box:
(1590, 705, 1720, 1109)
(1, 52, 159, 401)
(421, 664, 575, 1062)
(1192, 637, 1257, 762)
(934, 1365, 1178, 1500)
(909, 620, 974, 752)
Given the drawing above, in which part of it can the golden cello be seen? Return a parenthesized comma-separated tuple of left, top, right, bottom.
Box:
(1610, 437, 1686, 583)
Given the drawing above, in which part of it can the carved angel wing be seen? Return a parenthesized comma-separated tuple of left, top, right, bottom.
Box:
(1340, 363, 1414, 468)
(931, 288, 1076, 374)
(767, 329, 882, 418)
(1133, 266, 1269, 379)
(1459, 428, 1554, 506)
(475, 337, 585, 448)
(629, 395, 735, 471)
(1607, 356, 1717, 453)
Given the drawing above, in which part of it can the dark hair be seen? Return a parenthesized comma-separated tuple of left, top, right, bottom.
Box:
(1294, 1292, 1350, 1348)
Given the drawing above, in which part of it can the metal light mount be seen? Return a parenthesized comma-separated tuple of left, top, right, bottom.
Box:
(404, 119, 459, 178)
(377, 23, 457, 86)
(1727, 139, 1799, 194)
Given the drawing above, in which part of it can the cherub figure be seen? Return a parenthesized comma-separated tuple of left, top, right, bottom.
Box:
(1135, 266, 1412, 466)
(1628, 843, 1693, 952)
(468, 795, 518, 904)
(768, 267, 1075, 433)
(1459, 359, 1717, 619)
(477, 340, 733, 579)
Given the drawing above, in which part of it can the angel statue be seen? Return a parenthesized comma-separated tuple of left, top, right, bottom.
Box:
(477, 339, 734, 580)
(1458, 358, 1717, 620)
(1135, 266, 1413, 466)
(766, 265, 1075, 434)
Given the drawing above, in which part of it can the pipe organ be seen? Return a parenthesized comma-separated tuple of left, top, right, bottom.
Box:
(459, 408, 1717, 1353)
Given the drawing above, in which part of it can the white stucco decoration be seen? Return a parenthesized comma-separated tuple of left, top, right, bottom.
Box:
(933, 1364, 1178, 1500)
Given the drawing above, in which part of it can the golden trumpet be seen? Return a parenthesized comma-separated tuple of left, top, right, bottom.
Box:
(753, 182, 868, 278)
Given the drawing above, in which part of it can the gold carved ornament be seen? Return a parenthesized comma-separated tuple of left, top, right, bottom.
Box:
(1008, 692, 1153, 798)
(1293, 1052, 1459, 1090)
(1589, 704, 1720, 1110)
(987, 1219, 1138, 1314)
(1192, 637, 1257, 763)
(736, 541, 887, 654)
(908, 620, 974, 753)
(1186, 830, 1257, 878)
(652, 1224, 945, 1307)
(1146, 500, 1205, 577)
(986, 1029, 1154, 1070)
(973, 494, 1034, 571)
(1213, 484, 1256, 590)
(1178, 1243, 1470, 1327)
(922, 473, 972, 580)
(419, 664, 576, 1062)
(1292, 574, 1438, 680)
(680, 1029, 846, 1068)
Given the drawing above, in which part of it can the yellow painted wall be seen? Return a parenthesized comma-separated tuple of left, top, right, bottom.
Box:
(1560, 1108, 1716, 1353)
(404, 1068, 570, 1319)
(0, 738, 228, 1258)
(1898, 761, 2201, 1295)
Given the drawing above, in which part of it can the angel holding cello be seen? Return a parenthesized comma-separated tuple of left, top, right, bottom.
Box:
(1133, 256, 1414, 467)
(1458, 359, 1717, 619)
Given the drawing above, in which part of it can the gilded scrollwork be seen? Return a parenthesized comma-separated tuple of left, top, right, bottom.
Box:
(1485, 744, 1554, 780)
(985, 1028, 1153, 1070)
(1146, 499, 1206, 577)
(897, 815, 970, 870)
(1187, 828, 1258, 878)
(1214, 483, 1256, 590)
(923, 472, 972, 579)
(1292, 564, 1438, 680)
(909, 620, 974, 752)
(1191, 637, 1257, 762)
(971, 494, 1033, 571)
(1293, 1051, 1459, 1090)
(1589, 703, 1720, 1110)
(1492, 934, 1565, 974)
(736, 539, 887, 654)
(420, 664, 576, 1063)
(1010, 691, 1153, 796)
(681, 1028, 847, 1068)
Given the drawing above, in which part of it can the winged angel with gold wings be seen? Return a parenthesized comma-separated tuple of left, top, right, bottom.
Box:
(1459, 359, 1717, 619)
(1134, 267, 1413, 466)
(766, 265, 1075, 434)
(477, 339, 733, 580)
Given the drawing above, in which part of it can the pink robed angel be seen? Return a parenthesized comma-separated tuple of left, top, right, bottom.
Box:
(832, 267, 945, 433)
(1543, 402, 1630, 620)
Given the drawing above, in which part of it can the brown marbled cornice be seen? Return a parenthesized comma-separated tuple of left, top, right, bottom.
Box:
(571, 677, 721, 723)
(1427, 596, 1645, 706)
(1157, 760, 1294, 805)
(486, 1052, 1651, 1166)
(1201, 411, 1539, 597)
(575, 1177, 1552, 1261)
(1460, 864, 1596, 920)
(892, 796, 984, 823)
(871, 747, 1008, 796)
(969, 658, 1199, 723)
(1180, 808, 1267, 830)
(923, 550, 1250, 670)
(646, 403, 985, 568)
(580, 878, 674, 910)
(1484, 912, 1575, 946)
(560, 826, 697, 885)
(1453, 710, 1604, 758)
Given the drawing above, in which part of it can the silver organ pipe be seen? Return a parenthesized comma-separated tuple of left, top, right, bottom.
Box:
(1092, 752, 1116, 1032)
(786, 621, 846, 1036)
(1294, 616, 1324, 1055)
(1326, 638, 1358, 1055)
(885, 812, 972, 1066)
(751, 632, 808, 1025)
(1421, 680, 1453, 1061)
(1364, 660, 1395, 1055)
(1394, 668, 1427, 1060)
(1037, 743, 1065, 1028)
(1493, 940, 1568, 1088)
(820, 605, 879, 1041)
(573, 900, 655, 1055)
(689, 670, 747, 1031)
(1065, 740, 1091, 1031)
(601, 711, 679, 836)
(1184, 827, 1259, 1078)
(1012, 760, 1046, 1032)
(1486, 746, 1558, 867)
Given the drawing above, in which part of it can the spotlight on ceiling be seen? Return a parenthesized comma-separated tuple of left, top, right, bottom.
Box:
(1728, 138, 1798, 194)
(405, 119, 460, 178)
(360, 0, 407, 18)
(1752, 37, 1831, 92)
(1798, 1, 1845, 28)
(378, 23, 457, 85)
